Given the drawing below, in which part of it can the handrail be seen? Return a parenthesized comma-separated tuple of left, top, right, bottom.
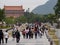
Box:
(45, 30, 58, 45)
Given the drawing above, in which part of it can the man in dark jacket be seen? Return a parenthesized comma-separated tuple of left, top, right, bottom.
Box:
(0, 30, 4, 44)
(15, 30, 20, 43)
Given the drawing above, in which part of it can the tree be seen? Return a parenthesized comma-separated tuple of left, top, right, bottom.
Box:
(24, 12, 48, 23)
(0, 9, 5, 21)
(4, 17, 15, 25)
(54, 0, 60, 18)
(24, 12, 35, 23)
(54, 0, 60, 28)
(16, 15, 27, 23)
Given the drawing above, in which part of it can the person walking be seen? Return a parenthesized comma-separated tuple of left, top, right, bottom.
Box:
(4, 31, 9, 43)
(22, 29, 26, 38)
(30, 28, 34, 39)
(15, 30, 20, 43)
(12, 30, 16, 40)
(41, 25, 45, 35)
(34, 25, 38, 39)
(25, 27, 29, 39)
(38, 26, 42, 38)
(28, 28, 32, 39)
(0, 30, 4, 44)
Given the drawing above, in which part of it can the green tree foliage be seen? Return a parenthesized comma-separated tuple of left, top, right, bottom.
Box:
(0, 9, 5, 21)
(16, 15, 27, 23)
(24, 12, 34, 22)
(24, 12, 41, 23)
(14, 12, 39, 23)
(4, 17, 15, 24)
(16, 12, 56, 23)
(54, 0, 60, 27)
(45, 14, 57, 23)
(54, 0, 60, 18)
(14, 12, 57, 23)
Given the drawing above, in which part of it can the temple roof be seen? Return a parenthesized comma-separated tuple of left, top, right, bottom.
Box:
(4, 6, 24, 10)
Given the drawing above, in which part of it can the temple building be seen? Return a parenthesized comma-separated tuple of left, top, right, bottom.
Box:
(4, 6, 24, 18)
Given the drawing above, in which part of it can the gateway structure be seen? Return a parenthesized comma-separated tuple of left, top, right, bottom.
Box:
(4, 6, 24, 18)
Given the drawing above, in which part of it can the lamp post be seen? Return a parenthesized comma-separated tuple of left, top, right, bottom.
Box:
(59, 18, 60, 21)
(58, 18, 60, 45)
(58, 18, 60, 28)
(57, 18, 60, 28)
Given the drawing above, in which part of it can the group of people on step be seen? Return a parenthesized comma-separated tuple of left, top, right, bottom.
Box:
(21, 24, 48, 39)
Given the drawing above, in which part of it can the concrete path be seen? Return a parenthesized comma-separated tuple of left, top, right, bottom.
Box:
(2, 32, 50, 45)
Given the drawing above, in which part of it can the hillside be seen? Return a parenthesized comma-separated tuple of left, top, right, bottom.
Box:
(32, 0, 57, 14)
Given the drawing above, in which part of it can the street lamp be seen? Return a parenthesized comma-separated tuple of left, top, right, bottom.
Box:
(56, 18, 60, 45)
(57, 18, 60, 28)
(58, 18, 60, 21)
(58, 18, 60, 28)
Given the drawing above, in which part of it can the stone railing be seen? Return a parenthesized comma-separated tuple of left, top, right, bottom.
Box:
(45, 27, 59, 45)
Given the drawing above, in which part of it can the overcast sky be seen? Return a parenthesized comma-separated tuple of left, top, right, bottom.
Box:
(0, 0, 49, 11)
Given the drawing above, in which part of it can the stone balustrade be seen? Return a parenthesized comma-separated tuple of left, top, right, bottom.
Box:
(45, 26, 59, 45)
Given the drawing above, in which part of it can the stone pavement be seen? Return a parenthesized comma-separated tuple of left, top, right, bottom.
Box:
(2, 32, 50, 45)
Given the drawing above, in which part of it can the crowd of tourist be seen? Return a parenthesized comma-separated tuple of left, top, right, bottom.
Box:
(0, 23, 48, 45)
(21, 23, 48, 39)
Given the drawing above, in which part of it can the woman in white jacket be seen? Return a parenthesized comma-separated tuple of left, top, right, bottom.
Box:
(4, 31, 9, 43)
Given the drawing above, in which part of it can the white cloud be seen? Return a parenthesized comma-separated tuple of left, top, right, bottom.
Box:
(0, 0, 49, 11)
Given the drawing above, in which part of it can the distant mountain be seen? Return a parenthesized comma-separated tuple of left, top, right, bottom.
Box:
(32, 0, 57, 14)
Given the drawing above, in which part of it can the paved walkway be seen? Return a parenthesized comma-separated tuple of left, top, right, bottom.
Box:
(2, 32, 50, 45)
